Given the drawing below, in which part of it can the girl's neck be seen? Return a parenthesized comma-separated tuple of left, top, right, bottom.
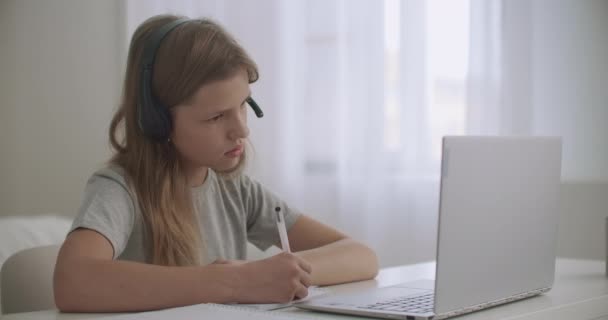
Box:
(185, 166, 209, 188)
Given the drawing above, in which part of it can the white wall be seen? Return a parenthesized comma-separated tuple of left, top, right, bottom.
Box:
(0, 2, 18, 217)
(0, 0, 123, 217)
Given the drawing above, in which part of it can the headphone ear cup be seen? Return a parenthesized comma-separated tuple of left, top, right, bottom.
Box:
(138, 67, 172, 141)
(137, 19, 192, 142)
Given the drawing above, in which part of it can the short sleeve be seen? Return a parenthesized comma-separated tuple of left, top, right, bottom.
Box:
(69, 173, 136, 259)
(240, 175, 301, 251)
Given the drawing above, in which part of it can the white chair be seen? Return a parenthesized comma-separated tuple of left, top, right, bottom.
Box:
(0, 244, 61, 314)
(0, 214, 71, 314)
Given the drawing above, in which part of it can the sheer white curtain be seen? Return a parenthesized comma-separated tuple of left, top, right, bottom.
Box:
(275, 0, 473, 266)
(467, 0, 535, 135)
(123, 0, 537, 267)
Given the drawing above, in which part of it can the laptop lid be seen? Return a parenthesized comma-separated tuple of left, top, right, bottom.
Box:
(295, 136, 562, 319)
(434, 136, 562, 315)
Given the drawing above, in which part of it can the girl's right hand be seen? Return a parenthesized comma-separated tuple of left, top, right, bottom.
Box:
(232, 252, 312, 303)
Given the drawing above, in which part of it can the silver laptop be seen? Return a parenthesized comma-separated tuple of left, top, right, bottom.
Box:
(296, 136, 562, 320)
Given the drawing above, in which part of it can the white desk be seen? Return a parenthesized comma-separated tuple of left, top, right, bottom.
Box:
(3, 258, 607, 320)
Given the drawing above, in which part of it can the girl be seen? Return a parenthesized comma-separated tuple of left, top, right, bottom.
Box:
(53, 14, 378, 313)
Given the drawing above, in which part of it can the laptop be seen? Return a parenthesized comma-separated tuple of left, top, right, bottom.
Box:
(296, 136, 562, 320)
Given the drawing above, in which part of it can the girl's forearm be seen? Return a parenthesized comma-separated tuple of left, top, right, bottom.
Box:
(295, 238, 379, 286)
(54, 258, 236, 312)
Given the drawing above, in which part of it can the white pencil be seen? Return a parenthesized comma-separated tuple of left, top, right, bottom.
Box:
(275, 206, 291, 253)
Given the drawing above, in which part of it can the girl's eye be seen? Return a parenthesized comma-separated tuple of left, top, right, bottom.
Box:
(208, 114, 224, 122)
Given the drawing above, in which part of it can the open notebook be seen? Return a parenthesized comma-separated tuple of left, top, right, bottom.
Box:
(233, 287, 328, 311)
(96, 301, 323, 320)
(96, 288, 328, 319)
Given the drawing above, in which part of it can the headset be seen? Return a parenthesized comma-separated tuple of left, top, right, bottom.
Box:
(137, 18, 264, 142)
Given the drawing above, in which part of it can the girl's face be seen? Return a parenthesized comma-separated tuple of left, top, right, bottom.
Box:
(170, 69, 250, 174)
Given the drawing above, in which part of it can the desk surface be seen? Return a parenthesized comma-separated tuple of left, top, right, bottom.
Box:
(3, 258, 607, 320)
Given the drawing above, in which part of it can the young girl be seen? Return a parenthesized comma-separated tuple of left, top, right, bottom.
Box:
(53, 14, 378, 313)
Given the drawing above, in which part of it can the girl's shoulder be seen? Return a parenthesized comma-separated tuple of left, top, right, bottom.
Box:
(87, 165, 130, 194)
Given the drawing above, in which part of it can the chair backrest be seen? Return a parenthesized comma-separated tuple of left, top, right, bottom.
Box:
(0, 245, 60, 314)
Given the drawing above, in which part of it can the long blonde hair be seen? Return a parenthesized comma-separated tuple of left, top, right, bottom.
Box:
(109, 15, 258, 266)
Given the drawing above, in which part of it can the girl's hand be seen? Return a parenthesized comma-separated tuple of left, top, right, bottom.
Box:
(232, 252, 312, 303)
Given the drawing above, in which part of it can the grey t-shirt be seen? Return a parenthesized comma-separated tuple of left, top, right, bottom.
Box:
(70, 166, 301, 264)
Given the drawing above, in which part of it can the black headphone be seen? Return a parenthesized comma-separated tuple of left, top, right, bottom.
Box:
(137, 18, 264, 142)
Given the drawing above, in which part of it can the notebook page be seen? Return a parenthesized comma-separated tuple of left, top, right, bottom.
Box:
(232, 286, 329, 311)
(95, 302, 318, 320)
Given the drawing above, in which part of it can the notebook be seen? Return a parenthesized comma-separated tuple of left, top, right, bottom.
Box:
(96, 302, 321, 320)
(93, 287, 327, 319)
(235, 286, 328, 311)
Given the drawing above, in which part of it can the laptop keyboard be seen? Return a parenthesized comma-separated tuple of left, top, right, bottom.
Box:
(361, 293, 434, 314)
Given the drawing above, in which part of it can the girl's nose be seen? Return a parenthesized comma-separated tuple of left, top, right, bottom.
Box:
(228, 112, 249, 140)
